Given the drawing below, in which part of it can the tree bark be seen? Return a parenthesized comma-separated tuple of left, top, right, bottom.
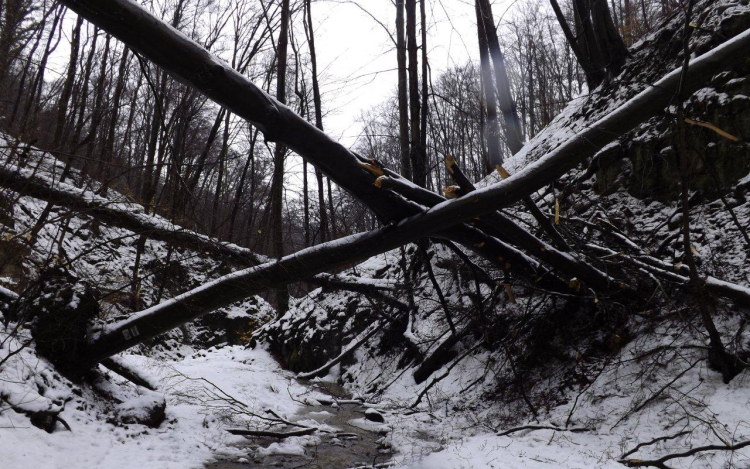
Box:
(475, 0, 504, 169)
(98, 46, 130, 196)
(476, 0, 524, 156)
(406, 0, 425, 187)
(549, 0, 604, 88)
(419, 0, 429, 186)
(52, 16, 83, 151)
(228, 129, 258, 242)
(573, 0, 606, 84)
(590, 0, 628, 75)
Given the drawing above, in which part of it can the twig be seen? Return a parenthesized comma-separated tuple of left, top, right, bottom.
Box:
(226, 427, 317, 438)
(620, 430, 691, 459)
(497, 424, 591, 437)
(610, 358, 702, 430)
(410, 340, 484, 409)
(620, 439, 750, 468)
(265, 409, 312, 429)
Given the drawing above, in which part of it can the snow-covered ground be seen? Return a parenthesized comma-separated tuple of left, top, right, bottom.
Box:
(0, 333, 320, 469)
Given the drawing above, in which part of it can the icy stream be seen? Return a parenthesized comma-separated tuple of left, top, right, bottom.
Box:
(206, 380, 393, 469)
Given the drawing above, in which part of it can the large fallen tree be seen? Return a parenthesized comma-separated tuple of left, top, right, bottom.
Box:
(0, 161, 407, 296)
(38, 2, 748, 369)
(56, 0, 623, 293)
(0, 162, 267, 266)
(0, 0, 738, 371)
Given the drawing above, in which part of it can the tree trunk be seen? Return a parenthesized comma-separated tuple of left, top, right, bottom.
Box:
(590, 0, 629, 75)
(476, 0, 524, 156)
(269, 0, 291, 314)
(228, 129, 258, 242)
(406, 0, 425, 186)
(573, 0, 606, 84)
(549, 0, 604, 88)
(52, 16, 83, 151)
(210, 111, 230, 237)
(475, 1, 504, 168)
(395, 0, 412, 180)
(98, 46, 130, 196)
(419, 0, 429, 185)
(303, 0, 329, 243)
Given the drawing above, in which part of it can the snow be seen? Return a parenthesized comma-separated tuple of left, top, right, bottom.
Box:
(0, 336, 309, 469)
(406, 432, 621, 469)
(256, 439, 308, 456)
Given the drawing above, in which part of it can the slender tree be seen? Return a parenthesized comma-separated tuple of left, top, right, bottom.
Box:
(269, 0, 291, 313)
(303, 0, 330, 242)
(406, 0, 426, 186)
(395, 0, 412, 180)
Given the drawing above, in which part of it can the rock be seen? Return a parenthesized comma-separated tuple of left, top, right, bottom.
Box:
(115, 393, 166, 428)
(720, 8, 750, 39)
(364, 408, 385, 423)
(10, 267, 100, 372)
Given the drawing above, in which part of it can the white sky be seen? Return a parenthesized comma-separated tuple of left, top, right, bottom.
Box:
(309, 0, 487, 147)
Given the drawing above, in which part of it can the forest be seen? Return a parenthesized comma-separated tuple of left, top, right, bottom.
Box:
(0, 0, 749, 467)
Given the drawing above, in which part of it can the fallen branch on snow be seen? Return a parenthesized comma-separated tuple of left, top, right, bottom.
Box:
(620, 430, 691, 459)
(297, 321, 384, 380)
(496, 424, 592, 437)
(619, 439, 750, 468)
(101, 357, 159, 391)
(411, 340, 484, 409)
(226, 427, 317, 438)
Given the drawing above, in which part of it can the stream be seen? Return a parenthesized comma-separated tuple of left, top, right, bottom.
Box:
(206, 380, 394, 469)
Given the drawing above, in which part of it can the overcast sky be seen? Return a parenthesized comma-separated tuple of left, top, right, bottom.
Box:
(309, 0, 488, 147)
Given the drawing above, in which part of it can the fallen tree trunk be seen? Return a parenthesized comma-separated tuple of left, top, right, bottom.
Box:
(0, 163, 266, 266)
(0, 162, 406, 298)
(52, 0, 750, 368)
(297, 321, 384, 380)
(377, 172, 615, 291)
(100, 357, 159, 391)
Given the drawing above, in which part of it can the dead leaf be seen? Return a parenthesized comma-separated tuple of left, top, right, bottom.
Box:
(494, 164, 511, 179)
(685, 118, 739, 142)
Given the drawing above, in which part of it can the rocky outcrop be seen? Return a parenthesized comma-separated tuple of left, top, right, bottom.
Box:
(592, 0, 750, 201)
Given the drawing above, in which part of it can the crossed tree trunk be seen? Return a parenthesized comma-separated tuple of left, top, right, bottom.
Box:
(28, 0, 750, 369)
